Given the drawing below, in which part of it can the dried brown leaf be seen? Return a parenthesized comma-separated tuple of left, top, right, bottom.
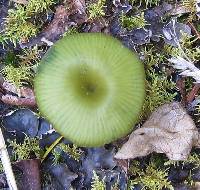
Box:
(0, 81, 36, 107)
(1, 95, 36, 107)
(43, 0, 87, 40)
(115, 102, 200, 161)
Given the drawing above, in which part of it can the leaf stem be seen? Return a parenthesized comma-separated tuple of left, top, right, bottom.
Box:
(41, 136, 63, 162)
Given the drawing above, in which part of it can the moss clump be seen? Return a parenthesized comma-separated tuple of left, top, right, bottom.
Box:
(142, 72, 176, 118)
(18, 46, 41, 66)
(88, 0, 106, 19)
(1, 65, 33, 88)
(120, 12, 147, 30)
(164, 33, 200, 62)
(52, 143, 82, 164)
(8, 136, 40, 161)
(128, 0, 160, 7)
(91, 171, 106, 190)
(129, 161, 173, 190)
(0, 46, 41, 89)
(34, 33, 145, 147)
(2, 0, 55, 45)
(140, 46, 177, 118)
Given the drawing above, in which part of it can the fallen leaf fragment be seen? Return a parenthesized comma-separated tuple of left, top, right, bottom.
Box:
(115, 102, 200, 161)
(1, 95, 36, 107)
(186, 84, 200, 103)
(0, 81, 36, 107)
(169, 56, 200, 83)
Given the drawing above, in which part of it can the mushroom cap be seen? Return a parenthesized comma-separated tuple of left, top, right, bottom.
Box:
(34, 33, 145, 147)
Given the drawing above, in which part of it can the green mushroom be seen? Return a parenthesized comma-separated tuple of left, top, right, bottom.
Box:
(34, 33, 145, 147)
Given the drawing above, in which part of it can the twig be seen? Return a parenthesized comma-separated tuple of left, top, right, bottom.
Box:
(186, 84, 200, 103)
(187, 22, 200, 40)
(0, 128, 18, 190)
(1, 95, 36, 107)
(0, 82, 36, 107)
(176, 78, 186, 106)
(41, 136, 63, 162)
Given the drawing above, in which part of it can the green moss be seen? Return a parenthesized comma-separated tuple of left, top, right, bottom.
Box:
(52, 148, 61, 165)
(164, 153, 200, 169)
(182, 0, 197, 21)
(4, 5, 38, 45)
(1, 64, 33, 88)
(25, 0, 56, 14)
(129, 161, 173, 190)
(1, 46, 41, 88)
(91, 171, 106, 190)
(164, 153, 200, 188)
(18, 46, 41, 66)
(142, 72, 176, 118)
(88, 0, 106, 19)
(120, 12, 147, 30)
(0, 34, 8, 47)
(3, 0, 56, 45)
(63, 26, 78, 37)
(8, 136, 40, 161)
(0, 161, 3, 173)
(128, 0, 160, 7)
(164, 33, 200, 62)
(141, 47, 177, 118)
(58, 143, 82, 161)
(52, 143, 82, 164)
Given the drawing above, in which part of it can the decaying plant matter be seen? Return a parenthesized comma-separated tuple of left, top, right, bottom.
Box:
(115, 102, 200, 160)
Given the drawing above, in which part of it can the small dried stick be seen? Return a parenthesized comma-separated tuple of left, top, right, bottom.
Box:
(0, 128, 18, 190)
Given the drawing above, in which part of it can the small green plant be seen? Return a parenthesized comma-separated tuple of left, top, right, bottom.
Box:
(164, 153, 200, 169)
(1, 65, 33, 88)
(0, 161, 4, 173)
(144, 0, 160, 7)
(3, 0, 55, 45)
(164, 153, 200, 188)
(140, 46, 176, 118)
(91, 171, 106, 190)
(59, 143, 82, 161)
(184, 170, 195, 187)
(129, 161, 173, 190)
(164, 33, 200, 62)
(63, 27, 78, 37)
(128, 0, 137, 5)
(52, 143, 82, 164)
(120, 12, 147, 30)
(52, 148, 62, 165)
(4, 5, 38, 45)
(111, 180, 120, 190)
(25, 0, 55, 14)
(8, 136, 40, 161)
(18, 46, 41, 66)
(182, 0, 197, 21)
(142, 71, 176, 118)
(0, 34, 8, 47)
(128, 0, 160, 7)
(88, 0, 106, 19)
